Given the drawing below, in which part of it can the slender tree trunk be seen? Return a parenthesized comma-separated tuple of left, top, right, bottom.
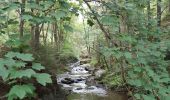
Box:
(30, 25, 34, 44)
(34, 24, 40, 50)
(30, 7, 34, 47)
(147, 0, 151, 30)
(51, 24, 54, 45)
(44, 23, 49, 45)
(53, 22, 58, 46)
(19, 0, 25, 39)
(157, 0, 161, 27)
(32, 0, 40, 50)
(42, 25, 45, 44)
(169, 0, 170, 13)
(119, 15, 127, 33)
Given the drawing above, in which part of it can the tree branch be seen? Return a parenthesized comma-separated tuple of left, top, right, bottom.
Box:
(83, 0, 111, 40)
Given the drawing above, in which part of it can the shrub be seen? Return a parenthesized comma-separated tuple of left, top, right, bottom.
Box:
(0, 52, 52, 100)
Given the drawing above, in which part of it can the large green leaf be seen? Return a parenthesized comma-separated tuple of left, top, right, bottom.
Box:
(22, 14, 33, 21)
(17, 53, 34, 61)
(5, 52, 34, 61)
(128, 79, 143, 87)
(124, 52, 132, 59)
(14, 61, 26, 68)
(34, 73, 52, 86)
(63, 25, 73, 32)
(51, 10, 66, 20)
(10, 69, 36, 79)
(0, 63, 9, 81)
(3, 58, 16, 67)
(5, 52, 19, 58)
(32, 63, 45, 71)
(8, 84, 35, 100)
(141, 94, 155, 100)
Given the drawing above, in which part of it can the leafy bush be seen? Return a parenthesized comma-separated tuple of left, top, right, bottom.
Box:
(112, 33, 170, 100)
(126, 40, 170, 100)
(0, 52, 52, 100)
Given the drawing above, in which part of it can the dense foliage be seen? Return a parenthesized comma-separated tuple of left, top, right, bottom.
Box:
(0, 0, 170, 100)
(0, 52, 52, 99)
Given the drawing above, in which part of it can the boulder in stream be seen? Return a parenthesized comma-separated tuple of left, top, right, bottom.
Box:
(94, 69, 106, 79)
(61, 78, 74, 84)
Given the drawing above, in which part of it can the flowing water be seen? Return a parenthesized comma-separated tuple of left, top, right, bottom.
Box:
(56, 61, 128, 100)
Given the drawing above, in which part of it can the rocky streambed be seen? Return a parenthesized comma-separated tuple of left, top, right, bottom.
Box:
(57, 61, 128, 100)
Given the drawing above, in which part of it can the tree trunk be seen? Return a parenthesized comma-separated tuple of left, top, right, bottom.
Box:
(34, 24, 40, 50)
(44, 23, 49, 45)
(169, 0, 170, 13)
(31, 0, 40, 50)
(119, 15, 127, 33)
(53, 22, 59, 46)
(19, 0, 26, 39)
(157, 0, 161, 27)
(51, 24, 54, 45)
(147, 0, 151, 30)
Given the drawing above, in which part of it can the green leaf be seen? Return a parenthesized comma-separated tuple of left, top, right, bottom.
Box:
(63, 25, 73, 32)
(0, 63, 9, 81)
(100, 15, 118, 25)
(124, 52, 132, 59)
(141, 94, 155, 100)
(8, 84, 35, 100)
(87, 19, 94, 27)
(134, 67, 142, 72)
(3, 58, 16, 67)
(5, 52, 34, 61)
(34, 73, 52, 86)
(14, 61, 26, 68)
(32, 63, 45, 71)
(134, 93, 141, 99)
(10, 69, 36, 79)
(159, 77, 170, 83)
(5, 52, 19, 58)
(22, 14, 33, 20)
(17, 53, 34, 61)
(128, 79, 143, 87)
(51, 10, 66, 20)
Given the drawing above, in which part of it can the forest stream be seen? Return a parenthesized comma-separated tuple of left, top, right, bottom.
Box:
(55, 60, 128, 100)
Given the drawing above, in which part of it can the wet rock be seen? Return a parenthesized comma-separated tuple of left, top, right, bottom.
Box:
(76, 87, 83, 90)
(94, 69, 106, 79)
(87, 86, 95, 90)
(74, 78, 85, 83)
(61, 78, 74, 84)
(72, 86, 107, 96)
(71, 67, 88, 74)
(72, 87, 86, 93)
(69, 61, 80, 68)
(79, 64, 95, 72)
